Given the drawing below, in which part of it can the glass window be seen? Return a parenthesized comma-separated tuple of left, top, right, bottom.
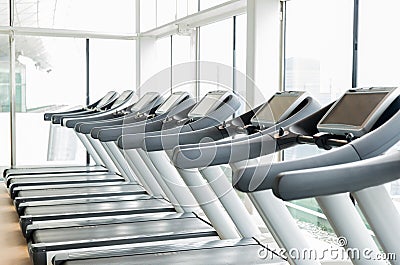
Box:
(172, 35, 196, 96)
(358, 0, 400, 86)
(234, 14, 246, 112)
(176, 0, 198, 19)
(141, 36, 171, 96)
(0, 0, 8, 26)
(284, 0, 353, 162)
(90, 39, 135, 101)
(199, 18, 233, 97)
(0, 35, 10, 167)
(284, 0, 354, 241)
(141, 0, 156, 32)
(358, 0, 400, 198)
(285, 0, 353, 106)
(157, 0, 176, 26)
(15, 36, 86, 165)
(14, 0, 135, 33)
(200, 0, 231, 10)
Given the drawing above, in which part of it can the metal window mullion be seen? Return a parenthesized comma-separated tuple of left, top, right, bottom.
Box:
(352, 0, 359, 88)
(85, 38, 90, 165)
(279, 0, 286, 93)
(136, 0, 141, 96)
(9, 0, 16, 167)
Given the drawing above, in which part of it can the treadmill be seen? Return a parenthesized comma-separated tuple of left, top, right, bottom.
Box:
(5, 90, 139, 195)
(172, 87, 400, 265)
(15, 92, 195, 228)
(22, 90, 244, 265)
(6, 91, 163, 198)
(236, 88, 400, 262)
(15, 92, 194, 217)
(79, 88, 397, 265)
(50, 91, 323, 265)
(2, 91, 119, 179)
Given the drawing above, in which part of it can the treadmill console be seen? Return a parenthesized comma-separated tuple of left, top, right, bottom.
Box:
(251, 91, 308, 128)
(318, 87, 400, 137)
(188, 90, 232, 120)
(155, 92, 190, 115)
(110, 90, 134, 108)
(130, 92, 160, 113)
(95, 91, 117, 110)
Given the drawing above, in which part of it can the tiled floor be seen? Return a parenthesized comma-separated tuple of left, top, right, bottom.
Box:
(0, 184, 32, 265)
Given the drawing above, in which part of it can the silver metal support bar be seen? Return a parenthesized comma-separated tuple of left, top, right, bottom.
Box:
(232, 160, 320, 265)
(317, 194, 385, 265)
(100, 142, 128, 181)
(107, 142, 138, 182)
(147, 151, 199, 212)
(135, 149, 183, 212)
(74, 132, 103, 165)
(122, 149, 154, 194)
(354, 186, 400, 263)
(123, 149, 165, 196)
(86, 136, 119, 172)
(176, 167, 240, 239)
(200, 166, 261, 237)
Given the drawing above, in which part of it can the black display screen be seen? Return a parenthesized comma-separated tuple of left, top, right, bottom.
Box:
(320, 92, 388, 127)
(254, 95, 299, 123)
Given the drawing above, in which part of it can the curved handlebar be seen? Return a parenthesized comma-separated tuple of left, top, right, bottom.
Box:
(274, 151, 400, 200)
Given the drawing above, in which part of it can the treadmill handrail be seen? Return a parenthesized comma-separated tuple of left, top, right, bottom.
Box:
(273, 151, 400, 200)
(51, 92, 119, 124)
(75, 103, 161, 134)
(232, 104, 400, 192)
(45, 91, 118, 121)
(93, 99, 197, 142)
(62, 91, 135, 127)
(141, 104, 264, 152)
(118, 93, 242, 150)
(171, 97, 323, 169)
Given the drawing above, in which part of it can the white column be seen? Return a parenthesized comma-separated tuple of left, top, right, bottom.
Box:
(246, 0, 281, 108)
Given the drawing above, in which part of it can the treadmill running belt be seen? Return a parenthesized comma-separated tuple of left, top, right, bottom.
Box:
(32, 217, 215, 243)
(60, 244, 285, 265)
(17, 184, 145, 198)
(4, 166, 107, 177)
(24, 198, 173, 216)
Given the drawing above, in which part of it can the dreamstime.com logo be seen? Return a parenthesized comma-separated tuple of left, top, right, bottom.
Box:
(257, 236, 397, 262)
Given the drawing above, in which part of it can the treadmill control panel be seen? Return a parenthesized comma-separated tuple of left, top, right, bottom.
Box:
(188, 90, 232, 120)
(155, 92, 190, 115)
(96, 91, 118, 109)
(251, 91, 308, 128)
(318, 87, 400, 137)
(130, 92, 160, 113)
(110, 90, 134, 108)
